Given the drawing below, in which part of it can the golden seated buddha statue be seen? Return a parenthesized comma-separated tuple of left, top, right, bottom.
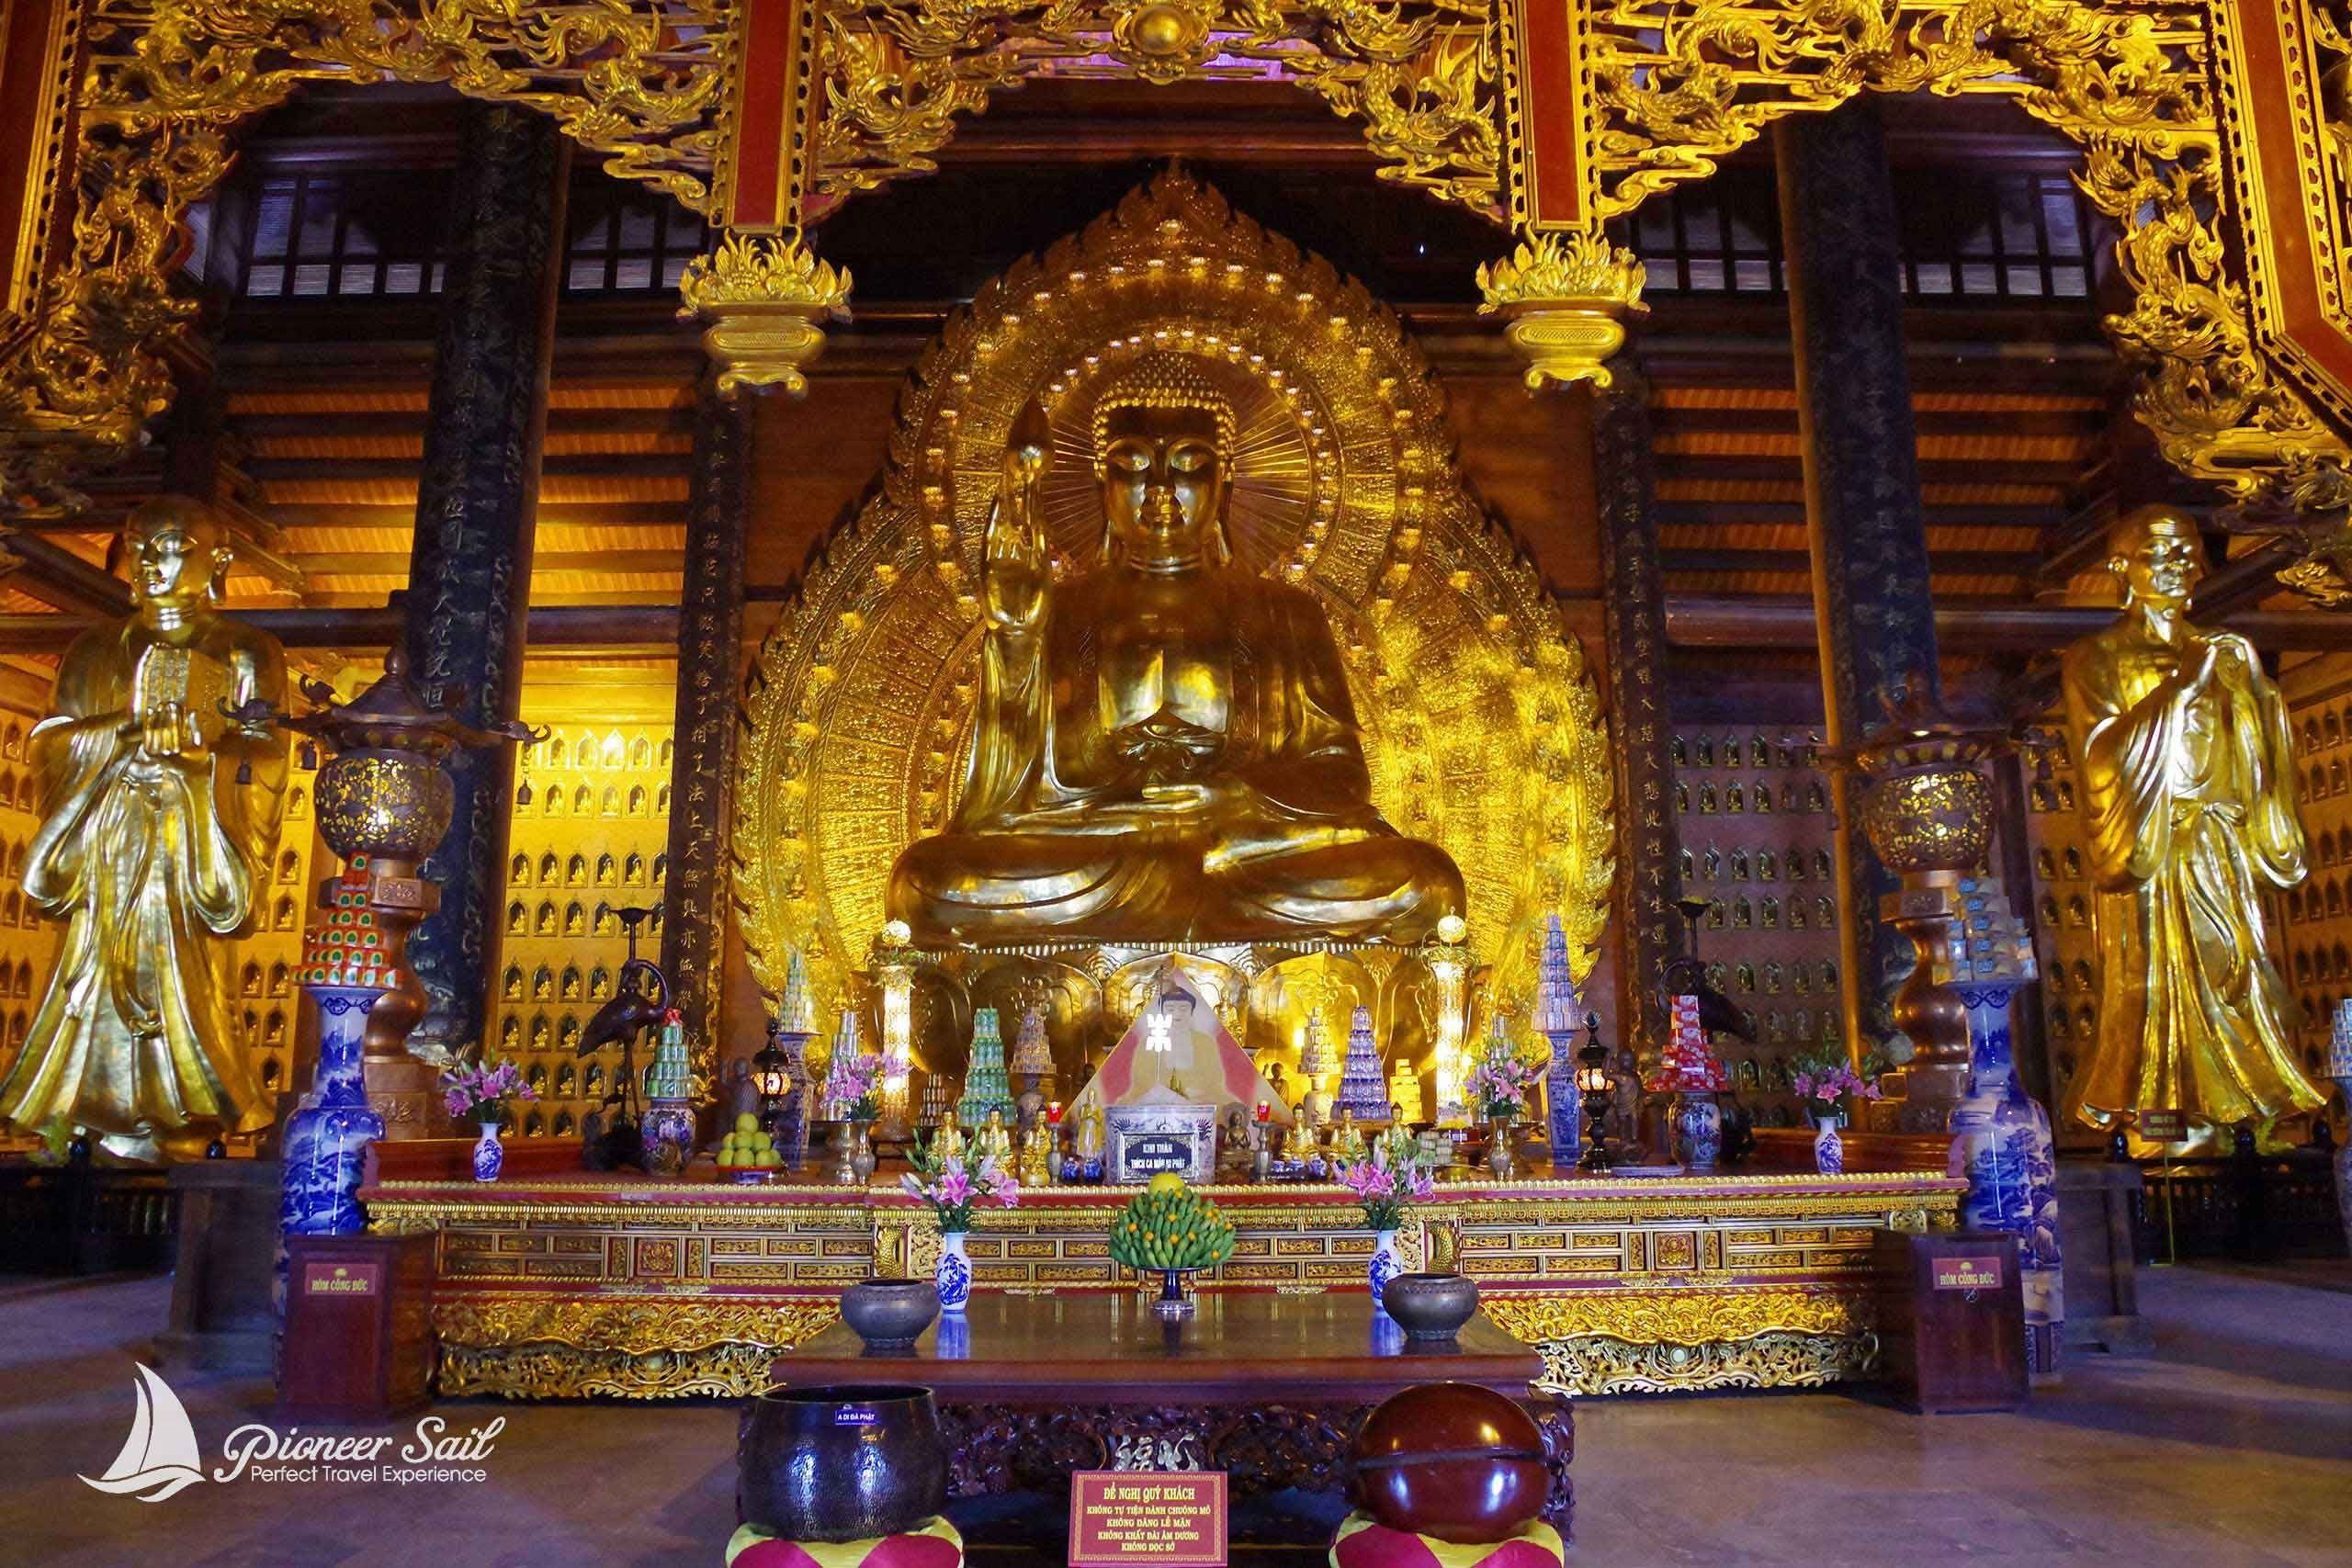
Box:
(887, 355, 1464, 945)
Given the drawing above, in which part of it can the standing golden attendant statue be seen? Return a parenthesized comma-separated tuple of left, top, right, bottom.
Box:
(886, 354, 1464, 943)
(0, 499, 288, 1160)
(2059, 504, 2324, 1147)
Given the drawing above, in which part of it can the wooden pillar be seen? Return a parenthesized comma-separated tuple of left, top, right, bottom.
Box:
(657, 387, 752, 1090)
(1775, 100, 1939, 1064)
(1590, 375, 1676, 1073)
(402, 104, 569, 1053)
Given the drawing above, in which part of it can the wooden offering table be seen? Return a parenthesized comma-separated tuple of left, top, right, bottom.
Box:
(772, 1292, 1571, 1548)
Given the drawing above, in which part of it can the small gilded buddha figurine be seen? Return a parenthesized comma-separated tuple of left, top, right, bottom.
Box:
(888, 355, 1464, 943)
(1280, 1104, 1318, 1165)
(976, 1107, 1015, 1166)
(0, 499, 287, 1161)
(933, 1116, 968, 1162)
(2060, 505, 2323, 1146)
(1019, 1117, 1056, 1186)
(1329, 1106, 1368, 1163)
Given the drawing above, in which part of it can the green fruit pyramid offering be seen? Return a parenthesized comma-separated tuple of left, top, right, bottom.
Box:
(1108, 1176, 1238, 1272)
(717, 1111, 785, 1172)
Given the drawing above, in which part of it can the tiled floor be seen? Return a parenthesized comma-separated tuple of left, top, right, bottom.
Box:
(1, 1262, 2346, 1566)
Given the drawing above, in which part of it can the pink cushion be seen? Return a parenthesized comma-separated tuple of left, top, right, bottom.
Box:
(1329, 1512, 1564, 1568)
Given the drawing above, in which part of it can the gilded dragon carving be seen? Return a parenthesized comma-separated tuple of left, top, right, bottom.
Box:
(6, 0, 2352, 603)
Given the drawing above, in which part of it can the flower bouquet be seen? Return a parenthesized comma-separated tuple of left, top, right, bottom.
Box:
(822, 1048, 883, 1123)
(440, 1056, 537, 1181)
(1464, 1050, 1541, 1122)
(1790, 1049, 1883, 1122)
(1332, 1126, 1440, 1234)
(1333, 1128, 1440, 1295)
(1791, 1048, 1883, 1174)
(441, 1056, 536, 1125)
(902, 1133, 1020, 1312)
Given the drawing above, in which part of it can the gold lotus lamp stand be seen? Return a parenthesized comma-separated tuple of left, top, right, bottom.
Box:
(1823, 678, 2015, 1131)
(257, 648, 543, 1134)
(871, 922, 916, 1142)
(676, 235, 852, 398)
(1477, 230, 1649, 391)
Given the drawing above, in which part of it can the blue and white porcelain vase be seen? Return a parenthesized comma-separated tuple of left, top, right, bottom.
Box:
(1948, 982, 2064, 1372)
(1812, 1113, 1845, 1175)
(280, 983, 390, 1236)
(471, 1119, 505, 1182)
(936, 1230, 971, 1314)
(1368, 1228, 1405, 1300)
(1673, 1091, 1723, 1170)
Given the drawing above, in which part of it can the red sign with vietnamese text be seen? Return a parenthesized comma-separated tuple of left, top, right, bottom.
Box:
(2138, 1109, 2189, 1144)
(302, 1259, 381, 1298)
(1069, 1471, 1227, 1566)
(1930, 1256, 2003, 1292)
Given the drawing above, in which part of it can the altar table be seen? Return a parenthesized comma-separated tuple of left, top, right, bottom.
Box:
(770, 1292, 1571, 1548)
(359, 1133, 1966, 1400)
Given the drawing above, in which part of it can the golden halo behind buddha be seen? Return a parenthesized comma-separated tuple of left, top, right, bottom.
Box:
(737, 169, 1613, 1025)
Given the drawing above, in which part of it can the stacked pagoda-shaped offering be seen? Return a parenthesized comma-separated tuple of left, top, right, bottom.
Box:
(1009, 1006, 1055, 1094)
(957, 1007, 1016, 1129)
(1648, 995, 1729, 1094)
(1532, 913, 1582, 1154)
(919, 1067, 955, 1127)
(1388, 1058, 1424, 1123)
(774, 949, 816, 1168)
(1296, 1010, 1336, 1122)
(642, 1008, 695, 1173)
(1333, 1006, 1389, 1121)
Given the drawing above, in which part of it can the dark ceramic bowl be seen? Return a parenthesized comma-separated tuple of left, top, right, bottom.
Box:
(1381, 1271, 1481, 1340)
(840, 1279, 940, 1350)
(739, 1383, 946, 1542)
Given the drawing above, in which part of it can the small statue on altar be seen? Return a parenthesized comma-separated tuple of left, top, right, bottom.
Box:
(1330, 1106, 1368, 1162)
(933, 1115, 968, 1161)
(0, 499, 287, 1162)
(1280, 1105, 1318, 1166)
(1069, 1100, 1107, 1181)
(1019, 1117, 1056, 1186)
(976, 1107, 1015, 1168)
(2060, 504, 2323, 1148)
(884, 359, 1464, 942)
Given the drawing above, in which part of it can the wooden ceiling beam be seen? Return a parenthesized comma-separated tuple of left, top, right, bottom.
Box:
(298, 548, 683, 575)
(246, 453, 685, 481)
(260, 501, 687, 528)
(1647, 405, 2100, 440)
(231, 406, 693, 439)
(1657, 501, 2062, 529)
(1664, 595, 2352, 652)
(1662, 547, 2040, 578)
(1657, 454, 2083, 485)
(0, 536, 132, 617)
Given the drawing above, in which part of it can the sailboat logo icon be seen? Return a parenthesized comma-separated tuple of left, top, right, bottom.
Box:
(81, 1364, 206, 1503)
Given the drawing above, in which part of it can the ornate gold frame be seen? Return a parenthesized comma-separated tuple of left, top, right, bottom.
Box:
(4, 0, 2350, 595)
(732, 169, 1618, 1021)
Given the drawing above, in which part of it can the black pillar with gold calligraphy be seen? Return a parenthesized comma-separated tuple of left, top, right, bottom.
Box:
(1592, 375, 1675, 1075)
(403, 104, 569, 1055)
(657, 387, 752, 1089)
(1774, 101, 1939, 1066)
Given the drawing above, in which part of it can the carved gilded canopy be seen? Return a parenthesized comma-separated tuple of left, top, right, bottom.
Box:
(4, 0, 2352, 595)
(733, 171, 1616, 1019)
